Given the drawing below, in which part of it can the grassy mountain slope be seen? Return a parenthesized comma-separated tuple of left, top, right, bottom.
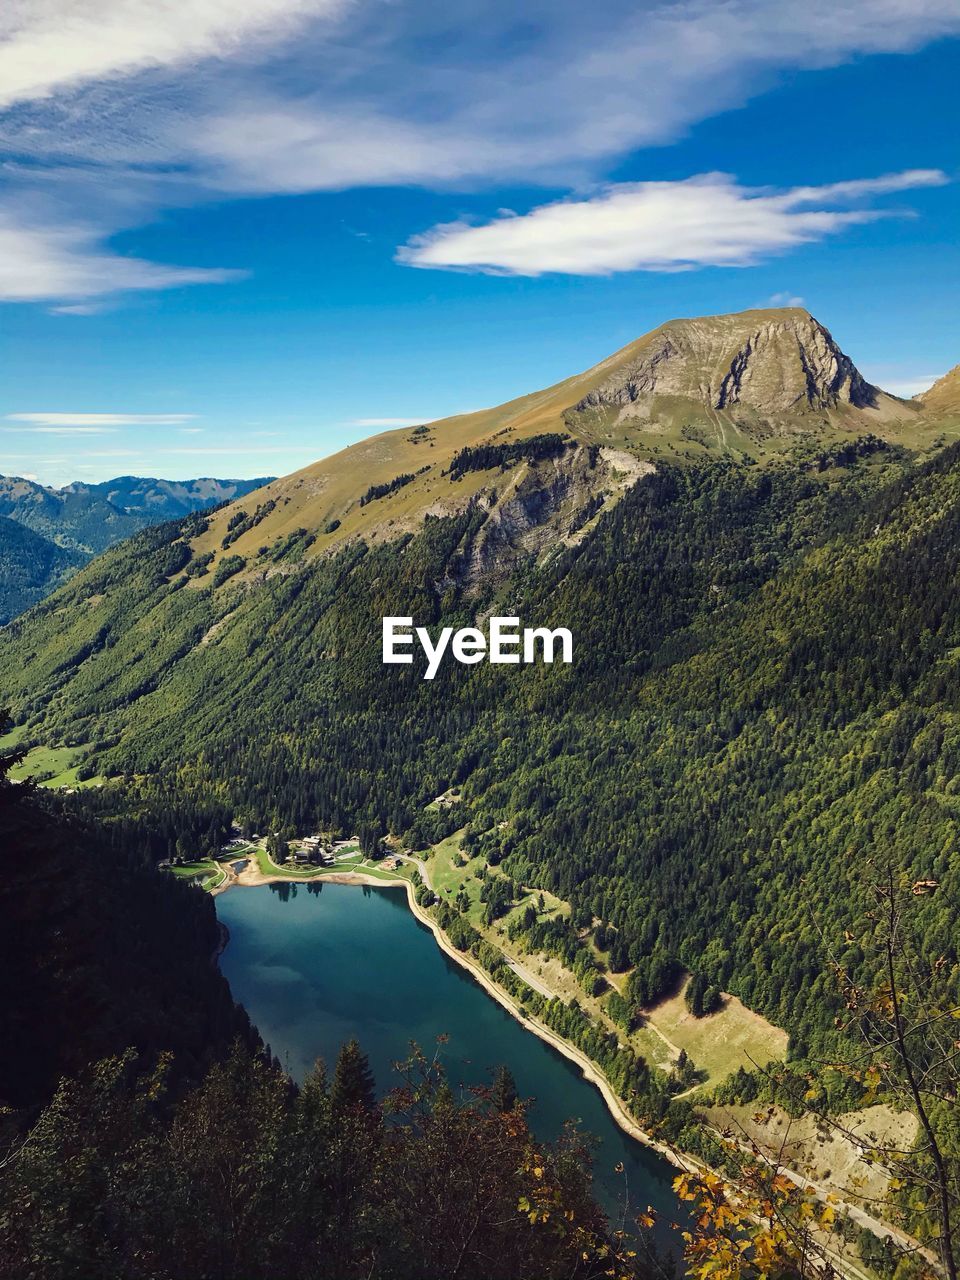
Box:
(2, 307, 960, 1061)
(186, 308, 942, 576)
(918, 364, 960, 413)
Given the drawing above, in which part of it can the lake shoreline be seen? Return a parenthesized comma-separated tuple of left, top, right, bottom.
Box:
(213, 866, 922, 1279)
(214, 862, 697, 1177)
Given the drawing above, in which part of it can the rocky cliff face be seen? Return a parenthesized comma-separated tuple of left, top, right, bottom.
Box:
(449, 444, 649, 590)
(575, 308, 879, 417)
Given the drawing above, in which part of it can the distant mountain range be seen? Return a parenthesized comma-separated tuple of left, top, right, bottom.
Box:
(0, 473, 273, 622)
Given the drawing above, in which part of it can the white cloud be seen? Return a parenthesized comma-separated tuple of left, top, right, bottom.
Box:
(398, 170, 948, 276)
(0, 0, 337, 110)
(3, 426, 118, 435)
(766, 291, 806, 308)
(0, 1, 958, 303)
(50, 302, 107, 316)
(0, 209, 243, 303)
(180, 2, 960, 195)
(6, 413, 198, 426)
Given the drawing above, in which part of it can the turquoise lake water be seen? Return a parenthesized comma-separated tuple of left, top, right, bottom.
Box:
(215, 879, 684, 1248)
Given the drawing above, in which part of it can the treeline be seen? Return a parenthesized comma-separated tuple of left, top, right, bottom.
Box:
(446, 432, 571, 481)
(221, 499, 277, 548)
(0, 1038, 642, 1280)
(432, 898, 693, 1113)
(359, 466, 429, 506)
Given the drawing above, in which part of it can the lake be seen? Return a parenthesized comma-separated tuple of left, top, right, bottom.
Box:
(216, 880, 683, 1248)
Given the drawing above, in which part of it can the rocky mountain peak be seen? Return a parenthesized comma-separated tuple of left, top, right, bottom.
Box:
(575, 308, 880, 417)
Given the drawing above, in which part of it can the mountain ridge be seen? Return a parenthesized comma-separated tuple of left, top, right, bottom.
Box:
(0, 472, 275, 555)
(183, 307, 948, 577)
(0, 471, 275, 622)
(917, 363, 960, 412)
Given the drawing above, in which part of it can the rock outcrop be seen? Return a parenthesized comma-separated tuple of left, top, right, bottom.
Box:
(574, 308, 879, 417)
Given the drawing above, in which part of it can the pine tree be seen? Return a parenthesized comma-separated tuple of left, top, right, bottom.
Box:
(330, 1039, 376, 1114)
(686, 971, 708, 1018)
(491, 1064, 518, 1113)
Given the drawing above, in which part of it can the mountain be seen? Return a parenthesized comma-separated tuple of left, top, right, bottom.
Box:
(0, 472, 275, 555)
(570, 307, 888, 415)
(169, 308, 931, 593)
(2, 305, 959, 1067)
(917, 363, 960, 413)
(0, 472, 274, 621)
(0, 516, 86, 624)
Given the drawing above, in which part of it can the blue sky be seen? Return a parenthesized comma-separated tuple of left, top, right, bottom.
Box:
(0, 1, 958, 487)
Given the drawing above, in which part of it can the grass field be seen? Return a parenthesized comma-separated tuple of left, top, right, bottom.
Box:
(422, 830, 786, 1091)
(1, 727, 104, 789)
(170, 861, 227, 890)
(647, 980, 790, 1089)
(253, 846, 328, 878)
(701, 1101, 918, 1209)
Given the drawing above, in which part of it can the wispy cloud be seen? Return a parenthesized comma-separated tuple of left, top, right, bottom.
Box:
(50, 302, 108, 316)
(0, 1, 958, 304)
(70, 450, 146, 458)
(2, 426, 118, 435)
(398, 170, 949, 276)
(180, 2, 960, 195)
(6, 413, 198, 427)
(0, 0, 338, 110)
(879, 375, 946, 398)
(766, 291, 806, 308)
(0, 210, 244, 303)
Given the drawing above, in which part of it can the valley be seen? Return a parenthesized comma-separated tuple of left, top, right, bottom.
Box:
(0, 472, 274, 622)
(164, 816, 917, 1276)
(4, 306, 960, 1279)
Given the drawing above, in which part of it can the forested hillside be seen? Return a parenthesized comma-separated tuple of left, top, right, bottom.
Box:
(3, 306, 960, 1275)
(0, 1036, 640, 1280)
(3, 307, 960, 1069)
(0, 515, 85, 623)
(0, 472, 273, 621)
(0, 724, 643, 1280)
(0, 716, 250, 1110)
(3, 437, 960, 1063)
